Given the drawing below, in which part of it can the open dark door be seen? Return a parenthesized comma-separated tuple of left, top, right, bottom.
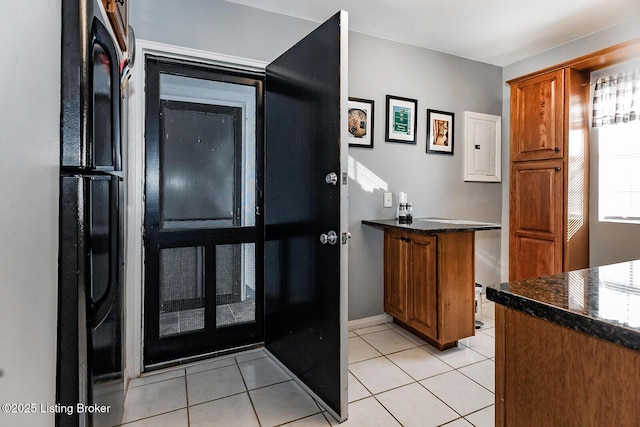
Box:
(265, 11, 349, 421)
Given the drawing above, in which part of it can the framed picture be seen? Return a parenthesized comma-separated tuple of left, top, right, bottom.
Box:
(385, 95, 417, 144)
(348, 97, 375, 148)
(427, 109, 455, 155)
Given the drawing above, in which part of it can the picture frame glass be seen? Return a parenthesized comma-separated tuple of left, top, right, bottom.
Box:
(385, 96, 417, 144)
(348, 98, 374, 148)
(427, 110, 454, 154)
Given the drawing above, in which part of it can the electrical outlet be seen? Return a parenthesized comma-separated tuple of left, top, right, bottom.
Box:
(383, 192, 393, 208)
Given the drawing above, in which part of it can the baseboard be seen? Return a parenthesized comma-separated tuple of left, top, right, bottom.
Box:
(348, 313, 393, 331)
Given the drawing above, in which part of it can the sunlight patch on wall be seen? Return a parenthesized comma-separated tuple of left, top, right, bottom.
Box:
(348, 155, 388, 193)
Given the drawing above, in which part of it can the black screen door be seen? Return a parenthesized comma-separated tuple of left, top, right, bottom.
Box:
(144, 58, 264, 366)
(265, 11, 349, 420)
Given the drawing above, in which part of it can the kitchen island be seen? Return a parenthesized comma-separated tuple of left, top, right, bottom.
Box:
(487, 261, 640, 426)
(363, 218, 500, 350)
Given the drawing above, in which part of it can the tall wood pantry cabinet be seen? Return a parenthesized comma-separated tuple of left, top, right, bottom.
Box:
(508, 67, 589, 281)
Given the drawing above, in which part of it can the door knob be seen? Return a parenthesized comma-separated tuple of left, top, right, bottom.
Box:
(320, 230, 338, 245)
(325, 172, 338, 185)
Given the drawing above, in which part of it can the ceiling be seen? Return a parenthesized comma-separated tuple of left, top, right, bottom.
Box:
(226, 0, 640, 66)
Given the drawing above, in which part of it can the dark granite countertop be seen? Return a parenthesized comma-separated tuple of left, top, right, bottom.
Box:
(487, 260, 640, 352)
(362, 217, 501, 234)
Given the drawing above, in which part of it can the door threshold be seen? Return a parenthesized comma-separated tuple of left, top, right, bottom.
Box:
(144, 342, 265, 373)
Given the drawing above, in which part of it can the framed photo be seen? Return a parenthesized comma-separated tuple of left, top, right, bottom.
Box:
(427, 109, 455, 155)
(348, 97, 375, 148)
(385, 95, 417, 144)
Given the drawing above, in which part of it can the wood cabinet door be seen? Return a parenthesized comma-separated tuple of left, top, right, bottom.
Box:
(510, 160, 564, 280)
(384, 230, 408, 321)
(510, 70, 564, 162)
(437, 232, 475, 343)
(406, 234, 437, 337)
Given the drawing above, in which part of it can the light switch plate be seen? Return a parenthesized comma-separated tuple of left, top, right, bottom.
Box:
(383, 192, 393, 208)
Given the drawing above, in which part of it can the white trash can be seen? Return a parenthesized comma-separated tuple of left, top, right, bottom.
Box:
(475, 283, 483, 329)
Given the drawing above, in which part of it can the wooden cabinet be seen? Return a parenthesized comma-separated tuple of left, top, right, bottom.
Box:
(383, 229, 474, 350)
(495, 306, 640, 427)
(508, 67, 589, 280)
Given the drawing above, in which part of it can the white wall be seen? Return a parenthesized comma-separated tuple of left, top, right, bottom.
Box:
(132, 0, 504, 322)
(131, 0, 316, 62)
(0, 1, 61, 426)
(347, 33, 503, 319)
(501, 16, 640, 280)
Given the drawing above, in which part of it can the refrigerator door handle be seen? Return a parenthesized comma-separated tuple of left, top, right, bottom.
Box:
(87, 175, 121, 329)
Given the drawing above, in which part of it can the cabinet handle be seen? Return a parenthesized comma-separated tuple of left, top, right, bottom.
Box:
(554, 147, 560, 152)
(555, 167, 561, 171)
(400, 237, 406, 241)
(405, 238, 411, 243)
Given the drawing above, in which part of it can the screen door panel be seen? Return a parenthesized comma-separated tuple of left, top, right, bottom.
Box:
(159, 246, 205, 338)
(216, 243, 256, 328)
(144, 58, 264, 367)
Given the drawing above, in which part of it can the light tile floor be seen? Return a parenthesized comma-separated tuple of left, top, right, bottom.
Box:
(118, 298, 496, 427)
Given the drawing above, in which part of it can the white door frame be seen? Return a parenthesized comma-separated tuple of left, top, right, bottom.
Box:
(338, 10, 350, 420)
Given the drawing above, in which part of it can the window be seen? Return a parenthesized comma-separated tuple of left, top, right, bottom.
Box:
(597, 261, 640, 328)
(592, 64, 640, 224)
(597, 121, 640, 223)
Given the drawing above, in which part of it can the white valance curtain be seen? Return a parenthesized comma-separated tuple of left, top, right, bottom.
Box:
(592, 69, 640, 127)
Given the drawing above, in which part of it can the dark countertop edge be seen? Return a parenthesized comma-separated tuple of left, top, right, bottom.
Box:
(486, 286, 640, 352)
(362, 218, 501, 234)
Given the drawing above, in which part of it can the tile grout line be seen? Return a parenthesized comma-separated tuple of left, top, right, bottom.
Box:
(118, 370, 190, 426)
(455, 360, 496, 395)
(348, 325, 495, 425)
(239, 353, 326, 427)
(380, 346, 467, 423)
(399, 347, 495, 421)
(233, 355, 263, 427)
(184, 371, 191, 427)
(349, 352, 462, 425)
(127, 320, 496, 426)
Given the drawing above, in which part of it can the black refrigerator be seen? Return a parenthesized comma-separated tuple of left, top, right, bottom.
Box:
(57, 1, 125, 425)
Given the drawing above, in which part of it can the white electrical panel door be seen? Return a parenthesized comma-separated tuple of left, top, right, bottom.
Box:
(464, 111, 501, 182)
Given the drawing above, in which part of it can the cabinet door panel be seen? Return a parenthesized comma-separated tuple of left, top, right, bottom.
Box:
(384, 230, 408, 321)
(510, 160, 563, 280)
(407, 234, 437, 337)
(512, 236, 559, 280)
(512, 165, 560, 235)
(511, 70, 564, 162)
